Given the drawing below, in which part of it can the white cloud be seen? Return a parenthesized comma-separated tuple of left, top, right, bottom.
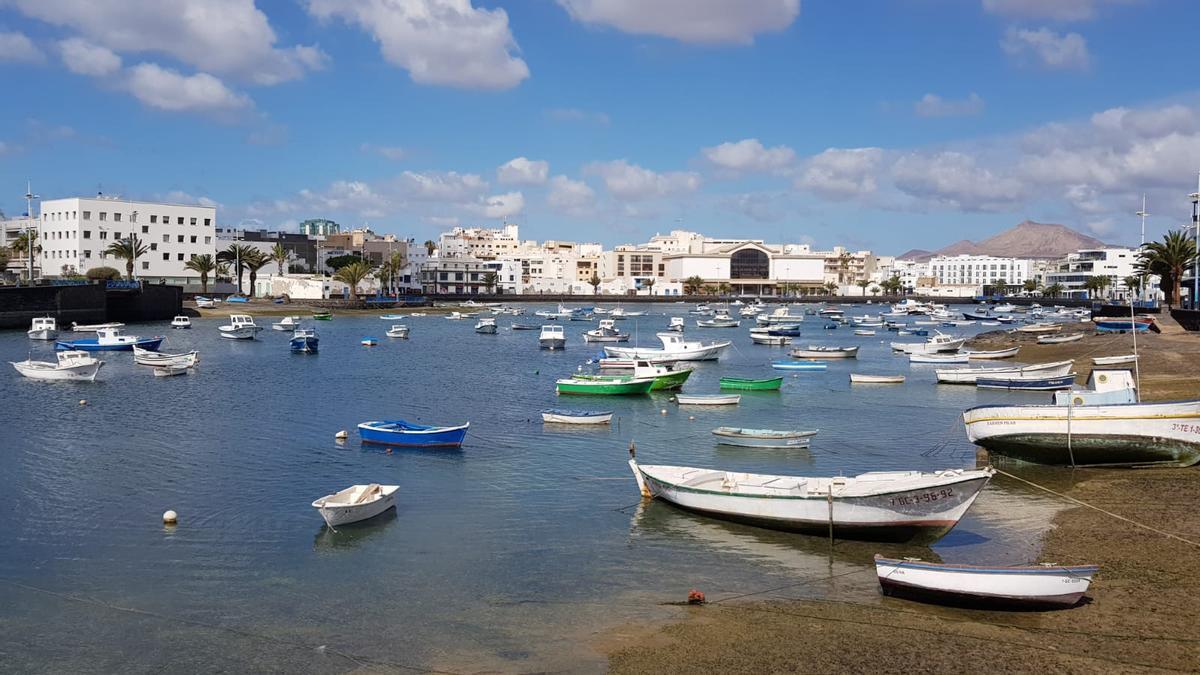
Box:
(474, 191, 524, 218)
(497, 157, 549, 185)
(914, 92, 985, 118)
(1001, 26, 1089, 70)
(307, 0, 529, 90)
(892, 151, 1025, 211)
(546, 175, 596, 215)
(124, 63, 252, 113)
(556, 0, 800, 45)
(397, 170, 488, 201)
(361, 143, 408, 160)
(795, 147, 883, 200)
(702, 138, 795, 174)
(544, 108, 611, 126)
(7, 0, 325, 85)
(719, 192, 788, 223)
(298, 180, 391, 219)
(58, 38, 121, 76)
(0, 30, 43, 63)
(585, 160, 700, 200)
(982, 0, 1133, 21)
(160, 190, 222, 209)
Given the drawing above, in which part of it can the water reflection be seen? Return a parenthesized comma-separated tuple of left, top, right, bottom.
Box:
(312, 509, 399, 551)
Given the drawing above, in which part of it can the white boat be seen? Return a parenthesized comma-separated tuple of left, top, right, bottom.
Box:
(891, 332, 965, 355)
(170, 315, 192, 329)
(609, 306, 645, 319)
(667, 316, 685, 332)
(935, 359, 1074, 384)
(756, 307, 805, 325)
(597, 356, 679, 369)
(874, 555, 1098, 609)
(379, 314, 405, 320)
(1038, 333, 1084, 345)
(630, 455, 994, 541)
(965, 347, 1019, 360)
(218, 315, 263, 340)
(1017, 322, 1061, 334)
(789, 346, 858, 359)
(672, 394, 740, 405)
(910, 353, 969, 364)
(10, 350, 104, 381)
(711, 427, 818, 448)
(446, 311, 478, 320)
(28, 317, 58, 340)
(964, 398, 1200, 467)
(604, 332, 731, 362)
(992, 304, 1017, 313)
(386, 324, 409, 338)
(1052, 369, 1138, 406)
(475, 317, 498, 334)
(583, 319, 630, 342)
(739, 305, 759, 317)
(853, 329, 876, 336)
(153, 364, 191, 377)
(539, 325, 567, 350)
(1092, 354, 1137, 366)
(133, 345, 198, 367)
(71, 321, 124, 332)
(751, 333, 792, 345)
(311, 484, 400, 528)
(541, 409, 614, 424)
(696, 314, 740, 328)
(850, 374, 905, 384)
(271, 315, 303, 331)
(195, 297, 217, 309)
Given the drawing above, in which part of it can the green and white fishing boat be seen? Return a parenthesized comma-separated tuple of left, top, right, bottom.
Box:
(718, 376, 784, 391)
(312, 311, 333, 321)
(574, 360, 693, 391)
(555, 375, 655, 395)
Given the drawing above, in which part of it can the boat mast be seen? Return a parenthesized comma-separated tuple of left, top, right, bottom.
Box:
(1136, 194, 1148, 305)
(1191, 171, 1200, 309)
(24, 181, 38, 284)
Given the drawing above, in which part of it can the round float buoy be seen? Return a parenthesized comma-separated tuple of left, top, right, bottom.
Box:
(688, 415, 695, 421)
(79, 399, 87, 406)
(334, 430, 348, 440)
(661, 409, 668, 415)
(162, 510, 177, 525)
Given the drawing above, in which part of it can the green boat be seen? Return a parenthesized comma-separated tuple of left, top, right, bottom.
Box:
(312, 312, 333, 321)
(581, 361, 694, 391)
(719, 376, 784, 391)
(556, 376, 655, 395)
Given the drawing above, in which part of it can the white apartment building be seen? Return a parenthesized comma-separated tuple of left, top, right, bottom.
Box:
(1044, 248, 1149, 299)
(37, 195, 217, 283)
(927, 255, 1030, 291)
(873, 258, 927, 292)
(420, 257, 520, 294)
(1, 215, 37, 277)
(438, 223, 525, 259)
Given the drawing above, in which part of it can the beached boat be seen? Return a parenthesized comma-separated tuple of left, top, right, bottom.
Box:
(56, 327, 164, 351)
(1052, 369, 1137, 406)
(583, 319, 630, 342)
(153, 364, 191, 377)
(976, 374, 1075, 391)
(963, 398, 1200, 467)
(790, 346, 858, 359)
(271, 316, 303, 331)
(133, 345, 198, 367)
(1092, 354, 1137, 366)
(539, 325, 567, 350)
(850, 374, 905, 384)
(603, 332, 731, 362)
(910, 353, 969, 364)
(170, 315, 192, 329)
(672, 394, 740, 405)
(772, 360, 827, 371)
(555, 375, 655, 395)
(379, 314, 405, 320)
(1016, 322, 1061, 334)
(194, 296, 217, 309)
(1093, 317, 1157, 333)
(935, 360, 1074, 384)
(629, 455, 994, 541)
(541, 409, 614, 424)
(667, 316, 685, 332)
(1038, 333, 1084, 345)
(28, 317, 58, 340)
(70, 321, 124, 332)
(312, 311, 333, 321)
(965, 347, 1019, 360)
(385, 324, 409, 338)
(290, 328, 319, 353)
(358, 419, 469, 447)
(312, 484, 400, 528)
(751, 333, 792, 345)
(711, 427, 818, 448)
(475, 317, 498, 334)
(719, 376, 783, 391)
(217, 315, 263, 340)
(873, 555, 1098, 609)
(11, 350, 104, 381)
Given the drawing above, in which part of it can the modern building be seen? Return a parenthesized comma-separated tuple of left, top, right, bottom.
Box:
(37, 195, 217, 283)
(1044, 248, 1144, 298)
(298, 218, 340, 236)
(420, 257, 520, 294)
(216, 227, 321, 273)
(663, 241, 827, 295)
(927, 255, 1030, 292)
(1, 214, 37, 278)
(438, 223, 525, 259)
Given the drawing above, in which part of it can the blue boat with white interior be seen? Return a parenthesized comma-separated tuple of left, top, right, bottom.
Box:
(358, 419, 470, 447)
(976, 374, 1076, 391)
(55, 327, 164, 352)
(290, 328, 319, 353)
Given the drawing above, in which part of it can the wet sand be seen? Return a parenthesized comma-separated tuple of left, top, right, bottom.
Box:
(607, 314, 1200, 673)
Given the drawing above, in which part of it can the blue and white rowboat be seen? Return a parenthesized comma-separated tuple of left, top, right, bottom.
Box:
(976, 374, 1075, 391)
(358, 420, 469, 447)
(541, 409, 613, 424)
(56, 327, 164, 352)
(771, 360, 827, 371)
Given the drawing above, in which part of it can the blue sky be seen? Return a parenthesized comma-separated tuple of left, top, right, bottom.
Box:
(2, 0, 1199, 253)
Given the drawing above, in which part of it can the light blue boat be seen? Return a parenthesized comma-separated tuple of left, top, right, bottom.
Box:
(771, 360, 827, 371)
(358, 419, 469, 447)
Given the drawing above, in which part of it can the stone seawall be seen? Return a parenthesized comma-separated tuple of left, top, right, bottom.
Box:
(0, 283, 182, 330)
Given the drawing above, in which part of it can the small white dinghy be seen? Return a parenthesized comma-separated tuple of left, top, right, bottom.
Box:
(153, 364, 191, 377)
(874, 555, 1099, 610)
(28, 317, 58, 340)
(11, 350, 104, 382)
(271, 315, 303, 331)
(909, 353, 968, 364)
(964, 346, 1019, 360)
(673, 394, 741, 406)
(790, 345, 858, 359)
(1037, 333, 1084, 345)
(71, 321, 124, 333)
(1092, 354, 1137, 366)
(311, 484, 400, 528)
(850, 373, 905, 384)
(541, 409, 614, 425)
(386, 324, 410, 338)
(711, 427, 818, 448)
(170, 315, 192, 329)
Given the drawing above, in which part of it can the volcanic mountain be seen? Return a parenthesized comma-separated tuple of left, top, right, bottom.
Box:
(898, 221, 1111, 261)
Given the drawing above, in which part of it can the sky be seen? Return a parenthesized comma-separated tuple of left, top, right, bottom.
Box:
(1, 0, 1199, 254)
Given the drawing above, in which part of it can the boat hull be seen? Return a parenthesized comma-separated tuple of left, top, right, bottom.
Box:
(556, 379, 654, 395)
(875, 557, 1097, 610)
(711, 430, 815, 448)
(976, 375, 1075, 391)
(541, 410, 613, 424)
(11, 359, 103, 381)
(358, 422, 469, 448)
(55, 337, 164, 351)
(290, 337, 319, 353)
(540, 338, 567, 350)
(218, 327, 262, 340)
(719, 377, 784, 391)
(313, 491, 398, 527)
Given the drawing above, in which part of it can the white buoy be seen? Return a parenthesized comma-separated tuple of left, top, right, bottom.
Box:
(334, 430, 348, 440)
(660, 409, 668, 415)
(79, 399, 87, 406)
(162, 510, 177, 525)
(688, 416, 695, 421)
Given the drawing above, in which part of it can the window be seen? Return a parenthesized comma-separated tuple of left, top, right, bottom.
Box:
(83, 230, 91, 239)
(190, 235, 197, 243)
(114, 232, 122, 240)
(731, 248, 770, 279)
(142, 261, 149, 270)
(129, 213, 137, 223)
(177, 253, 184, 261)
(83, 250, 91, 259)
(162, 234, 169, 243)
(204, 218, 211, 227)
(83, 211, 91, 220)
(100, 231, 108, 240)
(177, 217, 184, 225)
(204, 236, 211, 244)
(141, 226, 149, 234)
(99, 212, 107, 221)
(190, 217, 196, 226)
(151, 215, 158, 224)
(150, 243, 157, 251)
(177, 235, 184, 243)
(113, 213, 122, 222)
(163, 253, 170, 261)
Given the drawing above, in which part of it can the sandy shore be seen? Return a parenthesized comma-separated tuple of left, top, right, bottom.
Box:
(606, 314, 1200, 673)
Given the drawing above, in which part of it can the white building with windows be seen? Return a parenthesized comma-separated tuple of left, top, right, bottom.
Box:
(927, 255, 1030, 292)
(36, 195, 217, 283)
(1044, 248, 1149, 299)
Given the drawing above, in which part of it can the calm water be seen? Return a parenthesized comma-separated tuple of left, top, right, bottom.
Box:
(0, 303, 1072, 672)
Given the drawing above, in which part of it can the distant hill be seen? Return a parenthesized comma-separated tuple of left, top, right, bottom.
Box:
(898, 221, 1110, 261)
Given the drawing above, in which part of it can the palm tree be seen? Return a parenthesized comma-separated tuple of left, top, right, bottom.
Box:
(1044, 283, 1064, 298)
(0, 246, 9, 273)
(683, 275, 705, 295)
(1138, 230, 1197, 307)
(10, 230, 39, 261)
(334, 260, 373, 301)
(1022, 279, 1040, 295)
(1123, 275, 1143, 299)
(870, 286, 881, 297)
(184, 253, 217, 293)
(836, 252, 852, 285)
(270, 243, 291, 277)
(589, 273, 602, 294)
(482, 271, 498, 294)
(388, 250, 405, 294)
(242, 249, 270, 297)
(424, 239, 437, 256)
(702, 284, 718, 296)
(642, 277, 656, 295)
(717, 282, 731, 297)
(823, 281, 837, 296)
(856, 279, 871, 296)
(217, 243, 256, 294)
(105, 234, 149, 280)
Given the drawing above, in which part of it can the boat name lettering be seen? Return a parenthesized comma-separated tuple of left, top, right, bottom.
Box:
(890, 488, 953, 507)
(1170, 423, 1200, 435)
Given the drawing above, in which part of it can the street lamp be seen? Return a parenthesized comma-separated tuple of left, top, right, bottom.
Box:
(1191, 171, 1200, 309)
(24, 181, 38, 284)
(1135, 194, 1148, 304)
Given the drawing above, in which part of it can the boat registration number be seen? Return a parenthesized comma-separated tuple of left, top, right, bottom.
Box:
(890, 488, 953, 507)
(1171, 423, 1200, 435)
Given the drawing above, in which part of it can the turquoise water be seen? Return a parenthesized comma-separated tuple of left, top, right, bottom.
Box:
(0, 304, 1071, 672)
